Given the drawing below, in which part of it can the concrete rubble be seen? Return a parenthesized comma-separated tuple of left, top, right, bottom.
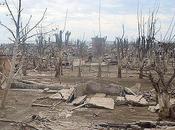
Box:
(49, 87, 75, 102)
(43, 88, 58, 93)
(94, 93, 106, 97)
(116, 95, 148, 106)
(148, 104, 160, 113)
(86, 96, 115, 110)
(71, 95, 87, 106)
(115, 96, 127, 105)
(125, 95, 148, 106)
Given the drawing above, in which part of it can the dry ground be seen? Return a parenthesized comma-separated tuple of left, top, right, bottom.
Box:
(0, 65, 158, 130)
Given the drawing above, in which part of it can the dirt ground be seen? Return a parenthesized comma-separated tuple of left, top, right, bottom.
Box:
(0, 66, 158, 130)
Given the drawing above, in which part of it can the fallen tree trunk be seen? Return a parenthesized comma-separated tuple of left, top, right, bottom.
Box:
(31, 103, 52, 107)
(10, 81, 65, 90)
(98, 121, 175, 129)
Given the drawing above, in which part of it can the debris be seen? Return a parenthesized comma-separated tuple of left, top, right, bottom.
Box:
(38, 109, 73, 120)
(125, 95, 148, 106)
(42, 88, 58, 93)
(130, 83, 141, 95)
(115, 96, 127, 105)
(71, 103, 87, 111)
(43, 88, 58, 93)
(94, 93, 106, 97)
(11, 81, 64, 90)
(52, 101, 62, 108)
(148, 104, 160, 113)
(32, 103, 52, 107)
(43, 88, 49, 92)
(49, 93, 62, 100)
(86, 97, 115, 110)
(49, 88, 75, 102)
(170, 98, 175, 105)
(0, 119, 39, 130)
(97, 121, 175, 129)
(124, 87, 137, 95)
(71, 95, 87, 106)
(32, 114, 50, 122)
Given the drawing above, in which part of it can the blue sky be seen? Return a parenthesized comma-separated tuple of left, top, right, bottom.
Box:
(0, 0, 174, 43)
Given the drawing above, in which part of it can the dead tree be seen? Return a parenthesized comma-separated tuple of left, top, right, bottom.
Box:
(114, 25, 127, 78)
(54, 31, 63, 79)
(142, 5, 175, 119)
(148, 42, 175, 119)
(35, 29, 49, 71)
(65, 31, 71, 46)
(0, 0, 46, 109)
(76, 39, 87, 77)
(92, 36, 106, 78)
(53, 29, 71, 79)
(136, 3, 159, 79)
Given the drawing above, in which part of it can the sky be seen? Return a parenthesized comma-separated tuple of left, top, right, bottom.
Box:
(0, 0, 174, 43)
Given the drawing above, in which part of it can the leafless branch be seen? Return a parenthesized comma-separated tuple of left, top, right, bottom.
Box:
(0, 22, 16, 39)
(20, 15, 32, 34)
(5, 0, 17, 26)
(20, 8, 47, 40)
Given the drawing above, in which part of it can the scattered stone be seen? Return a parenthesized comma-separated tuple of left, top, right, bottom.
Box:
(167, 126, 175, 130)
(148, 104, 160, 113)
(43, 88, 58, 93)
(43, 90, 58, 94)
(49, 93, 62, 100)
(170, 98, 175, 105)
(115, 96, 127, 105)
(94, 93, 106, 97)
(125, 95, 148, 106)
(124, 87, 137, 95)
(130, 83, 141, 95)
(71, 95, 87, 105)
(49, 88, 75, 102)
(43, 88, 49, 92)
(86, 97, 115, 110)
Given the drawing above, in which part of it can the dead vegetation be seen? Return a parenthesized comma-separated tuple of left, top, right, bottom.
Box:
(0, 0, 175, 130)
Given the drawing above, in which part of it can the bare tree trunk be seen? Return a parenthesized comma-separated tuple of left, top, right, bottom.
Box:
(55, 57, 61, 77)
(21, 56, 27, 76)
(126, 65, 128, 78)
(89, 62, 91, 72)
(158, 91, 170, 119)
(97, 58, 102, 78)
(139, 68, 143, 79)
(71, 59, 74, 72)
(107, 63, 110, 78)
(118, 64, 122, 78)
(33, 58, 36, 69)
(78, 59, 81, 77)
(1, 44, 18, 109)
(55, 63, 60, 78)
(60, 57, 63, 75)
(139, 60, 144, 79)
(117, 40, 122, 78)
